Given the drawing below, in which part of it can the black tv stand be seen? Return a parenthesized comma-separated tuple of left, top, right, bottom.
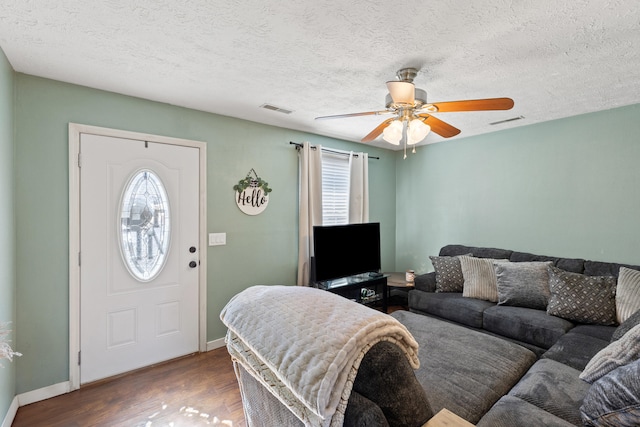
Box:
(315, 273, 388, 313)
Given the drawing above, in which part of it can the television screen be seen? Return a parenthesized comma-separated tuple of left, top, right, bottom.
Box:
(313, 222, 381, 282)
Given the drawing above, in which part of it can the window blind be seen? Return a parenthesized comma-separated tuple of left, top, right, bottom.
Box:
(321, 151, 350, 225)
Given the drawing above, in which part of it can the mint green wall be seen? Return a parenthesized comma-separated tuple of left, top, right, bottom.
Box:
(8, 66, 640, 401)
(396, 103, 640, 273)
(13, 74, 396, 394)
(0, 48, 16, 420)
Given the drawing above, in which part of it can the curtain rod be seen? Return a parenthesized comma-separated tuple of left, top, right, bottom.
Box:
(289, 141, 380, 160)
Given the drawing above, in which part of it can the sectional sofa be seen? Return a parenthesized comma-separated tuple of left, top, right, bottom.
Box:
(222, 244, 640, 426)
(402, 244, 640, 426)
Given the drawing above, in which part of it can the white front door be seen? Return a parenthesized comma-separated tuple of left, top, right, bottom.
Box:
(79, 133, 200, 384)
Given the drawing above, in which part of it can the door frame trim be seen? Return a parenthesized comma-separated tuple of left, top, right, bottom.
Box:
(68, 123, 208, 390)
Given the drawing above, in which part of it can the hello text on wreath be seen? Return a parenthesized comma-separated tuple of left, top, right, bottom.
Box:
(233, 168, 272, 215)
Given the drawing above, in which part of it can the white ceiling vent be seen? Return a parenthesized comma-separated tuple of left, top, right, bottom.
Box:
(260, 104, 293, 114)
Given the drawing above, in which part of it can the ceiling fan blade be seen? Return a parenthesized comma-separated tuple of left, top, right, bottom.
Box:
(428, 97, 514, 113)
(361, 118, 395, 143)
(418, 114, 461, 138)
(315, 110, 392, 120)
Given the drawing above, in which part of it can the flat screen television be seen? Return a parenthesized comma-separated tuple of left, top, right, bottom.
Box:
(313, 222, 381, 282)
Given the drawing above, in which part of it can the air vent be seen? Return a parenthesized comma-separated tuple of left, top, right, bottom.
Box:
(260, 104, 293, 114)
(490, 116, 524, 126)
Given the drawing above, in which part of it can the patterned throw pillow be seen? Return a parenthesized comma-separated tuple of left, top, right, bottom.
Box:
(459, 256, 508, 302)
(580, 359, 640, 426)
(580, 322, 640, 383)
(616, 267, 640, 324)
(430, 255, 467, 293)
(547, 266, 617, 326)
(495, 261, 552, 310)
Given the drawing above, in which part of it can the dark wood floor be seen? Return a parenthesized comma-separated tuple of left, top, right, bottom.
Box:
(12, 347, 245, 427)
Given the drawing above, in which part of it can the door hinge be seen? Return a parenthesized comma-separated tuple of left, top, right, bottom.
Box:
(78, 351, 81, 365)
(77, 153, 82, 168)
(78, 252, 81, 266)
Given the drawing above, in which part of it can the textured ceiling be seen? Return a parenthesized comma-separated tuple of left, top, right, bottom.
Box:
(1, 1, 639, 150)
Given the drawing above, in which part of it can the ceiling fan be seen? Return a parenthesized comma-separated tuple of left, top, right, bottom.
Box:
(315, 67, 514, 147)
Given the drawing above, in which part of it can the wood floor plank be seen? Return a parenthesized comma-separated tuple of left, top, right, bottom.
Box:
(12, 347, 246, 427)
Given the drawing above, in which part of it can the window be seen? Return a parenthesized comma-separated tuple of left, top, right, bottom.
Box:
(119, 169, 171, 282)
(321, 152, 350, 225)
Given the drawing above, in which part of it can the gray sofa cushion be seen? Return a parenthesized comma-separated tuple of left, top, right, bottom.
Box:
(510, 250, 585, 274)
(408, 291, 494, 329)
(477, 395, 577, 427)
(570, 324, 616, 342)
(352, 341, 432, 427)
(583, 261, 640, 277)
(580, 359, 640, 427)
(392, 310, 536, 424)
(483, 305, 574, 349)
(508, 359, 590, 425)
(413, 272, 436, 293)
(440, 244, 512, 260)
(542, 332, 610, 371)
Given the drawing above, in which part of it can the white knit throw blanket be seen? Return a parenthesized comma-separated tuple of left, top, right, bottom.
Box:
(220, 285, 420, 427)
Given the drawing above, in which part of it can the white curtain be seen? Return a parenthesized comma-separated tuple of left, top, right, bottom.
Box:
(297, 142, 323, 286)
(348, 151, 369, 223)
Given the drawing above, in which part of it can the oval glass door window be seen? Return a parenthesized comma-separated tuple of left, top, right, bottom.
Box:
(119, 169, 171, 281)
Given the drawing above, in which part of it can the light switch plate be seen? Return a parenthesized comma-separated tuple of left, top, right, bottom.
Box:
(208, 232, 226, 246)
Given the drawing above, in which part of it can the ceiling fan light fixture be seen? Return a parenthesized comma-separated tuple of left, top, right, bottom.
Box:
(386, 81, 415, 105)
(382, 119, 403, 145)
(407, 119, 430, 145)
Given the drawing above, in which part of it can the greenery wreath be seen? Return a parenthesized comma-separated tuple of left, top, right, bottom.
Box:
(233, 168, 272, 195)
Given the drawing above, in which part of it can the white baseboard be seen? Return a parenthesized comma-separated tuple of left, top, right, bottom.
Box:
(1, 396, 19, 427)
(17, 381, 71, 406)
(206, 337, 226, 351)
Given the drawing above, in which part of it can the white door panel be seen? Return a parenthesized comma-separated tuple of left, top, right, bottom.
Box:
(80, 133, 199, 384)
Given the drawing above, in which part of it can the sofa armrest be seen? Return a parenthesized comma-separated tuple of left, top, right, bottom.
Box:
(414, 272, 436, 293)
(353, 341, 433, 427)
(344, 391, 390, 427)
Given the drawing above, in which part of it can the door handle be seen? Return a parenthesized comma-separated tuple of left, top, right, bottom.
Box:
(189, 261, 198, 268)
